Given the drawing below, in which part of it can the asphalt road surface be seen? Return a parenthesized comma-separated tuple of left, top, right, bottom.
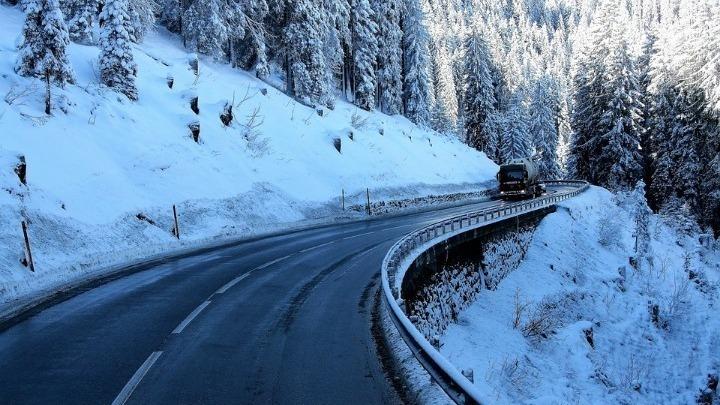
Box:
(0, 187, 571, 405)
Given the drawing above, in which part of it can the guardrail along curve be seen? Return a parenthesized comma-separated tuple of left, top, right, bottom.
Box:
(380, 180, 589, 404)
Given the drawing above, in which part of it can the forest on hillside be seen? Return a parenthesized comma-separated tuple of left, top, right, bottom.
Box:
(9, 0, 720, 234)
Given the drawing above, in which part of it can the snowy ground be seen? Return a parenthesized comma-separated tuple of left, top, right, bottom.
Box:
(441, 187, 720, 404)
(0, 5, 497, 307)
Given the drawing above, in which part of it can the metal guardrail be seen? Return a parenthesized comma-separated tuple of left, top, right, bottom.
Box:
(380, 180, 589, 404)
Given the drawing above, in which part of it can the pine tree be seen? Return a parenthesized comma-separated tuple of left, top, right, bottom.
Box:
(227, 0, 270, 78)
(462, 26, 497, 155)
(636, 31, 657, 189)
(569, 1, 614, 182)
(595, 32, 644, 191)
(373, 0, 403, 115)
(666, 89, 702, 214)
(660, 196, 700, 236)
(127, 0, 156, 43)
(631, 179, 651, 257)
(64, 0, 98, 44)
(528, 76, 560, 178)
(158, 0, 182, 33)
(402, 0, 433, 126)
(182, 0, 228, 58)
(351, 0, 378, 110)
(16, 0, 75, 86)
(99, 0, 138, 100)
(499, 93, 531, 163)
(431, 42, 459, 134)
(322, 0, 350, 101)
(284, 0, 330, 106)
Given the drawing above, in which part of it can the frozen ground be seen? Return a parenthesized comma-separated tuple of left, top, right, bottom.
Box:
(441, 187, 720, 404)
(0, 5, 497, 307)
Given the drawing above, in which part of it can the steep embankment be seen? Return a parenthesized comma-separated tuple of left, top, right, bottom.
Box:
(440, 187, 719, 404)
(0, 5, 497, 305)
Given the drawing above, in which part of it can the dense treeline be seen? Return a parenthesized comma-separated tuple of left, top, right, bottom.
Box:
(11, 0, 719, 234)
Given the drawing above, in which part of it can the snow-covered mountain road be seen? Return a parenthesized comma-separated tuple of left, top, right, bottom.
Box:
(0, 186, 573, 404)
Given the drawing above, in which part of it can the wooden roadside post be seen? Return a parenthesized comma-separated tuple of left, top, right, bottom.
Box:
(341, 188, 345, 211)
(366, 188, 371, 216)
(172, 205, 180, 239)
(21, 221, 35, 272)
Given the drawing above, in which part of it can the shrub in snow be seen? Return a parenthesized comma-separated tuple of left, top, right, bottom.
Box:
(407, 226, 536, 342)
(597, 208, 623, 248)
(660, 197, 700, 236)
(482, 227, 534, 290)
(407, 262, 484, 343)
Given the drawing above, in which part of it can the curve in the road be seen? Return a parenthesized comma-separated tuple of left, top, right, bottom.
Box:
(0, 190, 571, 405)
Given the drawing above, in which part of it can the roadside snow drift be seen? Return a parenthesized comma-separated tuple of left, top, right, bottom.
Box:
(0, 5, 497, 305)
(441, 187, 720, 404)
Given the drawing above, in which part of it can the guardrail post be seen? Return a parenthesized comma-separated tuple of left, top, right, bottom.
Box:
(21, 220, 35, 272)
(366, 188, 371, 215)
(172, 205, 180, 239)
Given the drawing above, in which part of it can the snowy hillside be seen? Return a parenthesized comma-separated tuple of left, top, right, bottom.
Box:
(440, 187, 719, 404)
(0, 5, 497, 305)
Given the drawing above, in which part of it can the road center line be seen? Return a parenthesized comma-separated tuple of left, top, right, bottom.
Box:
(215, 273, 251, 295)
(299, 240, 335, 253)
(172, 300, 211, 334)
(342, 231, 376, 240)
(379, 224, 416, 231)
(254, 254, 291, 270)
(111, 351, 163, 405)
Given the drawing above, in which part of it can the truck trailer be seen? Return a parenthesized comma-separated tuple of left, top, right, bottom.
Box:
(497, 158, 544, 200)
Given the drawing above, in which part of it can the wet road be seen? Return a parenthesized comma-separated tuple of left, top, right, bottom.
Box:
(0, 191, 567, 405)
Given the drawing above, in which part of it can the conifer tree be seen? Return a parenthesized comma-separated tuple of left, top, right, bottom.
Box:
(631, 179, 651, 257)
(462, 26, 496, 153)
(595, 32, 643, 190)
(373, 0, 403, 114)
(284, 0, 330, 106)
(182, 0, 228, 58)
(499, 93, 531, 163)
(351, 0, 378, 110)
(64, 0, 98, 44)
(528, 77, 560, 178)
(99, 0, 138, 100)
(402, 0, 433, 126)
(16, 0, 75, 86)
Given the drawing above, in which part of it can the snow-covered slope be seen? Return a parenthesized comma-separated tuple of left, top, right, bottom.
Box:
(441, 187, 719, 404)
(0, 5, 497, 305)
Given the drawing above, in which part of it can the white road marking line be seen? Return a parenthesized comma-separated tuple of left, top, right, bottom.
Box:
(215, 273, 251, 295)
(342, 231, 376, 240)
(378, 224, 415, 231)
(111, 351, 163, 405)
(254, 254, 291, 270)
(299, 240, 335, 253)
(172, 300, 211, 334)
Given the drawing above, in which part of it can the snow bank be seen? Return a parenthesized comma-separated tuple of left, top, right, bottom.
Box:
(441, 186, 720, 404)
(0, 5, 497, 306)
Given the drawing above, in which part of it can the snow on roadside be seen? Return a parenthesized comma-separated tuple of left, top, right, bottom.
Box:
(441, 186, 720, 404)
(0, 5, 497, 307)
